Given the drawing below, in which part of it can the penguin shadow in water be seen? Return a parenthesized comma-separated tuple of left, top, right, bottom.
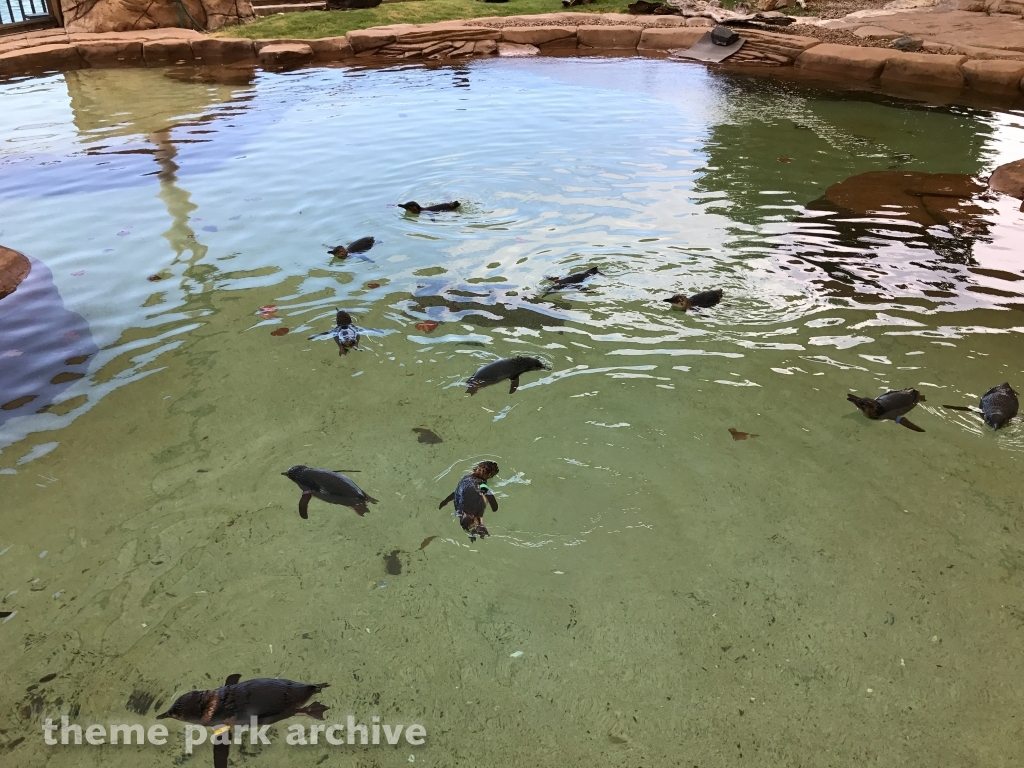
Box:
(943, 382, 1019, 430)
(157, 674, 329, 768)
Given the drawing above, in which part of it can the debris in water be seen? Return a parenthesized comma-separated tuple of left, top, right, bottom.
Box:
(778, 157, 791, 163)
(258, 305, 278, 319)
(271, 328, 289, 337)
(419, 536, 437, 551)
(147, 274, 163, 282)
(510, 651, 524, 658)
(415, 320, 439, 333)
(729, 428, 758, 441)
(366, 283, 381, 289)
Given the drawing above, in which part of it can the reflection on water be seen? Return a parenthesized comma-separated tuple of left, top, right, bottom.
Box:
(1, 59, 1024, 767)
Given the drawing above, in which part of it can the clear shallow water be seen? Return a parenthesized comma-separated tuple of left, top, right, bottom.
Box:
(1, 58, 1024, 766)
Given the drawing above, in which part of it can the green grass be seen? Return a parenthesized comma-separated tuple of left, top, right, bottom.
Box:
(219, 0, 630, 40)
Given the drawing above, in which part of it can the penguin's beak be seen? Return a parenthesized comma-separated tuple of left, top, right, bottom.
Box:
(281, 472, 289, 476)
(156, 711, 172, 720)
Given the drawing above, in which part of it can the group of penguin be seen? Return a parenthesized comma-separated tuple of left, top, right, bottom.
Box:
(289, 213, 729, 542)
(155, 205, 1021, 765)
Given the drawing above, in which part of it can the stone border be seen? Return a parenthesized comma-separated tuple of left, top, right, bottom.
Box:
(1, 14, 1023, 103)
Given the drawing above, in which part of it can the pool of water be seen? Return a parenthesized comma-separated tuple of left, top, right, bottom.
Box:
(2, 57, 1024, 766)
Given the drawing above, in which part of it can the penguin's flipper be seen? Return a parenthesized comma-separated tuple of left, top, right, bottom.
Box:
(942, 405, 976, 413)
(895, 416, 925, 432)
(508, 377, 520, 395)
(213, 743, 229, 768)
(438, 492, 455, 510)
(298, 703, 329, 720)
(299, 491, 311, 520)
(486, 493, 498, 513)
(224, 674, 241, 686)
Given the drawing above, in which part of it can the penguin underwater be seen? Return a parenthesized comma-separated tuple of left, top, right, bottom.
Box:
(663, 288, 723, 311)
(466, 356, 548, 395)
(282, 465, 378, 517)
(439, 461, 499, 542)
(308, 309, 359, 355)
(847, 388, 927, 432)
(943, 382, 1019, 430)
(158, 674, 328, 768)
(541, 266, 601, 296)
(398, 201, 461, 214)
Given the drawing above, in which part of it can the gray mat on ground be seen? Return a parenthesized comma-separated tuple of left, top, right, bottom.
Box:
(670, 32, 745, 63)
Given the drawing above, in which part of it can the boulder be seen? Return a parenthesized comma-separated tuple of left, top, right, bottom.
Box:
(347, 28, 397, 53)
(637, 27, 705, 50)
(258, 43, 314, 69)
(500, 26, 577, 48)
(880, 52, 967, 89)
(474, 39, 499, 55)
(960, 59, 1024, 94)
(143, 40, 194, 65)
(308, 36, 354, 61)
(76, 40, 144, 67)
(0, 247, 30, 302)
(497, 42, 539, 57)
(891, 35, 923, 52)
(794, 43, 893, 81)
(577, 25, 643, 49)
(191, 37, 256, 65)
(58, 0, 253, 34)
(0, 43, 84, 77)
(989, 158, 1024, 200)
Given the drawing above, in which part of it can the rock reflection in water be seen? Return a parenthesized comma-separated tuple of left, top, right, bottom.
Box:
(780, 170, 1021, 306)
(0, 251, 97, 426)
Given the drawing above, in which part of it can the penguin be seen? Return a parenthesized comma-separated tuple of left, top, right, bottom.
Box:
(328, 237, 375, 259)
(847, 388, 926, 432)
(158, 675, 328, 768)
(398, 201, 461, 214)
(308, 309, 359, 355)
(466, 356, 548, 395)
(439, 461, 499, 542)
(282, 465, 378, 517)
(663, 288, 723, 311)
(943, 382, 1019, 430)
(541, 267, 601, 296)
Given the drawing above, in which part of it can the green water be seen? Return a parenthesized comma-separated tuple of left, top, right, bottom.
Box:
(1, 59, 1024, 767)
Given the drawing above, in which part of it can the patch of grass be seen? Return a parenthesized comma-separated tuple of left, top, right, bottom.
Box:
(218, 0, 630, 40)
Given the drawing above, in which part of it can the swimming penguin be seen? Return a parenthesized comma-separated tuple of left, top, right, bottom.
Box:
(466, 356, 548, 395)
(439, 461, 499, 542)
(328, 237, 375, 259)
(847, 388, 926, 432)
(282, 465, 378, 517)
(541, 267, 601, 296)
(663, 288, 723, 311)
(308, 309, 359, 355)
(943, 382, 1019, 430)
(398, 201, 461, 214)
(158, 675, 328, 768)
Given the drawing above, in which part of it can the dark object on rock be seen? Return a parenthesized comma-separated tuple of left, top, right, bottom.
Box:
(943, 382, 1019, 430)
(439, 461, 499, 542)
(413, 427, 443, 444)
(847, 388, 926, 432)
(157, 673, 329, 768)
(891, 35, 923, 52)
(711, 25, 740, 46)
(329, 237, 374, 259)
(628, 0, 671, 13)
(466, 356, 548, 395)
(751, 12, 795, 25)
(326, 0, 381, 8)
(542, 266, 601, 295)
(398, 201, 461, 214)
(282, 465, 378, 518)
(309, 309, 359, 355)
(663, 288, 723, 311)
(729, 428, 759, 440)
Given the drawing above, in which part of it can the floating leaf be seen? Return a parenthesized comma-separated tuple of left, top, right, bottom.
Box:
(729, 428, 759, 441)
(419, 536, 437, 551)
(270, 328, 289, 337)
(71, 270, 84, 277)
(258, 305, 278, 319)
(366, 283, 380, 289)
(415, 320, 438, 333)
(147, 274, 163, 282)
(778, 157, 791, 164)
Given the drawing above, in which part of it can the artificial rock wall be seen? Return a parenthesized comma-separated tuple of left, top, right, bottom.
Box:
(58, 0, 255, 33)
